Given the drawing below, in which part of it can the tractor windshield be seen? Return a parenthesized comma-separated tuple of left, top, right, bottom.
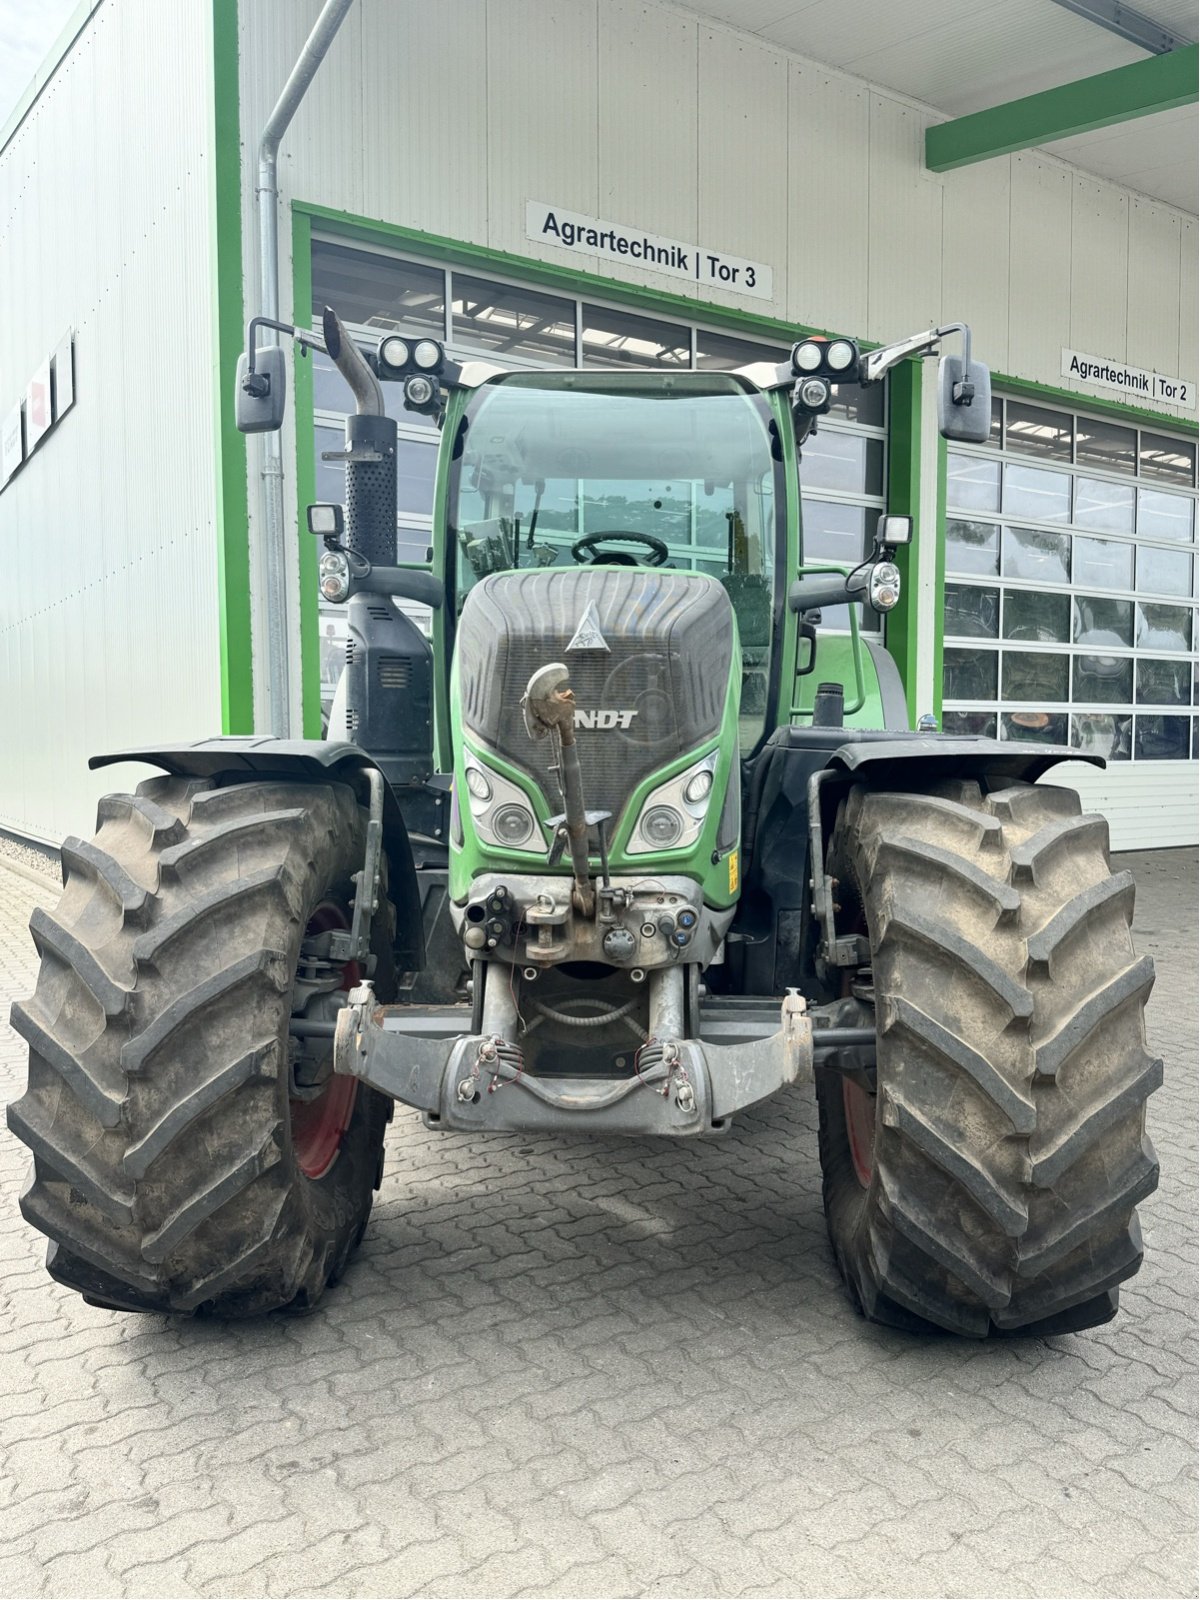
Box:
(448, 370, 782, 745)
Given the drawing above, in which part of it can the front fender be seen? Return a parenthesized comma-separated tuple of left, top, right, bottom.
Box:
(89, 737, 425, 970)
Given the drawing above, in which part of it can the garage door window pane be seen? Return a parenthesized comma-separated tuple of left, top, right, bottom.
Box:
(942, 710, 997, 735)
(1005, 401, 1072, 460)
(1004, 589, 1070, 642)
(1075, 418, 1136, 475)
(1001, 526, 1070, 583)
(946, 519, 999, 576)
(395, 438, 437, 516)
(1140, 432, 1196, 486)
(827, 381, 885, 427)
(944, 647, 997, 700)
(312, 242, 444, 333)
(1074, 475, 1134, 534)
(1073, 654, 1132, 704)
(945, 583, 999, 638)
(1072, 713, 1131, 759)
(582, 305, 690, 367)
(1073, 535, 1133, 590)
(1004, 463, 1070, 523)
(1073, 596, 1133, 647)
(694, 330, 787, 370)
(1137, 658, 1191, 705)
(1138, 487, 1194, 543)
(799, 432, 884, 495)
(1136, 602, 1192, 653)
(1002, 652, 1068, 702)
(1135, 715, 1191, 759)
(452, 275, 576, 365)
(1137, 545, 1193, 597)
(947, 453, 1000, 511)
(1002, 711, 1068, 744)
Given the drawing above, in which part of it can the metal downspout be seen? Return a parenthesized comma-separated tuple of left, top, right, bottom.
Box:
(255, 0, 356, 734)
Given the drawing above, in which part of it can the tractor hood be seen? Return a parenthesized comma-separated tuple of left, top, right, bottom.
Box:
(456, 567, 734, 825)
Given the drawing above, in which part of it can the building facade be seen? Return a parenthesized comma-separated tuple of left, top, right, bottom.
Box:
(1, 0, 1196, 849)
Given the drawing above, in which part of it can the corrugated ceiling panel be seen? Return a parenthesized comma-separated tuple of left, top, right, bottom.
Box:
(599, 1, 700, 296)
(697, 26, 789, 317)
(1047, 106, 1199, 214)
(1007, 153, 1074, 386)
(786, 60, 870, 336)
(865, 93, 942, 340)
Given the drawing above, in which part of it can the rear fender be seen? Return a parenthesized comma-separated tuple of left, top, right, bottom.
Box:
(89, 737, 425, 970)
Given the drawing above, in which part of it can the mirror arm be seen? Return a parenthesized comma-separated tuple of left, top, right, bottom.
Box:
(859, 322, 976, 390)
(243, 316, 326, 386)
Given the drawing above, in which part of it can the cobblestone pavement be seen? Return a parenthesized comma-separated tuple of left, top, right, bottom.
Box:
(0, 849, 1196, 1600)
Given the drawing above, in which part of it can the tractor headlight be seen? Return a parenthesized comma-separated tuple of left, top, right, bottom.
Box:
(412, 339, 443, 371)
(792, 340, 823, 372)
(318, 550, 350, 604)
(798, 377, 831, 411)
(461, 752, 544, 854)
(628, 751, 719, 855)
(404, 373, 437, 408)
(826, 339, 856, 372)
(868, 561, 902, 613)
(379, 335, 410, 371)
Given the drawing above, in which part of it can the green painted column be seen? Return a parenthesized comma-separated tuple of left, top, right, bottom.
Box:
(884, 359, 946, 728)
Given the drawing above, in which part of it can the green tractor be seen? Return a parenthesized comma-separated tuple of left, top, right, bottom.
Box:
(8, 311, 1160, 1337)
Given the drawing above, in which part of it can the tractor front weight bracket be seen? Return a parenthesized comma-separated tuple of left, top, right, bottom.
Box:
(333, 983, 813, 1137)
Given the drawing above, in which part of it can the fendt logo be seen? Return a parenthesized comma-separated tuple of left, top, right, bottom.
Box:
(574, 709, 638, 730)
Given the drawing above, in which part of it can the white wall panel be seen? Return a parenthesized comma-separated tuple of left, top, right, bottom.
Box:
(696, 27, 788, 316)
(1126, 198, 1181, 383)
(939, 156, 1011, 372)
(1045, 763, 1199, 852)
(1179, 217, 1198, 392)
(0, 0, 221, 845)
(787, 61, 869, 337)
(599, 3, 699, 295)
(233, 0, 1194, 422)
(866, 93, 942, 340)
(1008, 154, 1074, 386)
(1068, 177, 1129, 393)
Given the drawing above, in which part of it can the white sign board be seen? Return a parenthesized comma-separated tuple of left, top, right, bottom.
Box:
(1, 405, 22, 486)
(1062, 348, 1195, 411)
(54, 332, 74, 417)
(526, 200, 773, 301)
(25, 359, 52, 450)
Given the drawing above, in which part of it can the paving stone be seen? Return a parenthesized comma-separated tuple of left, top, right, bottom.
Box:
(0, 849, 1195, 1598)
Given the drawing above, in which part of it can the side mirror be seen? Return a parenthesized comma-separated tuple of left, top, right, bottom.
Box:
(235, 346, 286, 433)
(937, 355, 991, 444)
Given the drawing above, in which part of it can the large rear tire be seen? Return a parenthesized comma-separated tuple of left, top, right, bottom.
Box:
(816, 777, 1160, 1338)
(7, 776, 394, 1316)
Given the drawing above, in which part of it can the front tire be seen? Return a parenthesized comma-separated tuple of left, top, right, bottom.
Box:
(816, 777, 1160, 1338)
(7, 776, 394, 1316)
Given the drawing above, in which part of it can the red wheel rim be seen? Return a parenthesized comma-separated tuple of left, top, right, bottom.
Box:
(843, 1079, 876, 1188)
(290, 902, 359, 1181)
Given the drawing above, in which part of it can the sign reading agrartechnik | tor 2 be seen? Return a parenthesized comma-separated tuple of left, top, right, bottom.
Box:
(1062, 348, 1195, 411)
(527, 201, 773, 301)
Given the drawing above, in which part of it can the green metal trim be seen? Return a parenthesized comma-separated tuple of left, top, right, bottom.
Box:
(294, 201, 846, 346)
(994, 369, 1199, 435)
(211, 0, 254, 733)
(291, 210, 323, 738)
(926, 44, 1199, 172)
(884, 360, 923, 723)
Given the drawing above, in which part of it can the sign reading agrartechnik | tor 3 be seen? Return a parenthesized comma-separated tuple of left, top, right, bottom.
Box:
(527, 201, 773, 301)
(1062, 348, 1195, 411)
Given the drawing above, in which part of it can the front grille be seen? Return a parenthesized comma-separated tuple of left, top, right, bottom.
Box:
(457, 569, 733, 824)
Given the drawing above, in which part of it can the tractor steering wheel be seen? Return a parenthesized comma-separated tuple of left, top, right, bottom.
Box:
(570, 531, 670, 567)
